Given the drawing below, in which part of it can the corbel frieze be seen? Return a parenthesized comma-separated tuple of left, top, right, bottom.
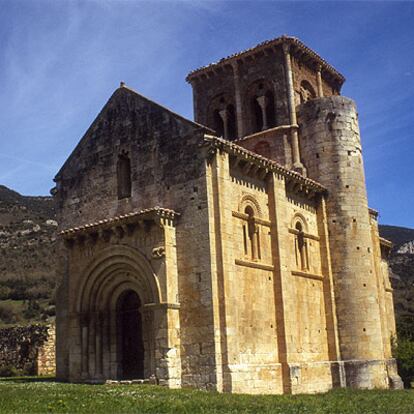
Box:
(60, 207, 180, 247)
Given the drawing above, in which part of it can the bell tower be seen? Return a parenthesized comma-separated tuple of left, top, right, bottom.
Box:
(186, 35, 344, 174)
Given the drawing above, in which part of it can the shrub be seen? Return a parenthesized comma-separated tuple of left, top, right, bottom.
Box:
(26, 284, 50, 300)
(0, 285, 12, 300)
(42, 305, 55, 318)
(0, 365, 26, 377)
(393, 337, 414, 387)
(397, 315, 414, 341)
(0, 302, 22, 325)
(23, 300, 41, 320)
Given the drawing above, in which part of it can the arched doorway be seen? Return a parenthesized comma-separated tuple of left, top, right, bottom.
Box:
(73, 244, 181, 385)
(116, 290, 144, 379)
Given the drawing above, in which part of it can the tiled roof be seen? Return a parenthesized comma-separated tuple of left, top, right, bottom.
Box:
(186, 35, 345, 85)
(60, 207, 179, 237)
(204, 134, 327, 193)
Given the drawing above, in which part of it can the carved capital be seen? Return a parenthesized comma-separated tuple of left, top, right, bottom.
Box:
(219, 109, 228, 122)
(256, 95, 267, 110)
(152, 246, 165, 259)
(282, 43, 290, 55)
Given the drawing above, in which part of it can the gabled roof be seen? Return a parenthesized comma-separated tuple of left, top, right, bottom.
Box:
(186, 35, 345, 86)
(54, 84, 214, 181)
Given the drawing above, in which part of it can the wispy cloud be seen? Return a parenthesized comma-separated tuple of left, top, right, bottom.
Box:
(0, 0, 412, 226)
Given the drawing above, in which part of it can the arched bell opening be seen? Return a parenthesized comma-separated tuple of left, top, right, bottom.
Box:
(252, 97, 264, 132)
(213, 109, 225, 137)
(116, 290, 144, 379)
(246, 80, 277, 134)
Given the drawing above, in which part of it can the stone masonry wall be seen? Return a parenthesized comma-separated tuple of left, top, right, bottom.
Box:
(36, 324, 56, 375)
(54, 86, 217, 387)
(0, 324, 55, 376)
(203, 146, 340, 394)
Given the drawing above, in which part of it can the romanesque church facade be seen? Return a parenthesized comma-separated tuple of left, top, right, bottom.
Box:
(53, 36, 402, 393)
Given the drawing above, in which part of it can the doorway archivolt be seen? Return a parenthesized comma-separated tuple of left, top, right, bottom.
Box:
(75, 245, 161, 381)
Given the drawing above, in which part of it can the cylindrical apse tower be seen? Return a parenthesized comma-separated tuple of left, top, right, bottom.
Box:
(298, 96, 388, 388)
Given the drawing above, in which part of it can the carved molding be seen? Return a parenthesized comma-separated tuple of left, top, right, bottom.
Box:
(291, 270, 323, 281)
(143, 302, 180, 310)
(288, 228, 320, 241)
(232, 211, 271, 227)
(235, 259, 274, 271)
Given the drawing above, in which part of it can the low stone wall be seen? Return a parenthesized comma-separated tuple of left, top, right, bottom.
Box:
(0, 323, 55, 376)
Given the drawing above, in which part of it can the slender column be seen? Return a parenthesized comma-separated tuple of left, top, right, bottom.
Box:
(102, 310, 110, 377)
(256, 95, 268, 130)
(282, 43, 305, 175)
(80, 314, 89, 378)
(143, 307, 154, 377)
(88, 313, 96, 377)
(95, 312, 103, 378)
(316, 65, 324, 98)
(231, 61, 244, 138)
(219, 109, 229, 140)
(109, 309, 118, 378)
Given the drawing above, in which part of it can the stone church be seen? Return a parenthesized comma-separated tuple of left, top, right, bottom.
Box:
(53, 35, 402, 393)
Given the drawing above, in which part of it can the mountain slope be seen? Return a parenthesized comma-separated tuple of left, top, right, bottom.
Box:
(379, 224, 414, 338)
(0, 186, 57, 325)
(379, 225, 414, 249)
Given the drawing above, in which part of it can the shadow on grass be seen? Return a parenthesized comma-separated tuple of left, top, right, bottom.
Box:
(0, 376, 57, 383)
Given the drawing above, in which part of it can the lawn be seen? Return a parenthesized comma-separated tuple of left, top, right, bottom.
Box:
(0, 377, 413, 414)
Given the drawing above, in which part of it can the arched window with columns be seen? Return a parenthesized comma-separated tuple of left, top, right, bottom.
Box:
(243, 205, 261, 260)
(213, 109, 224, 137)
(226, 104, 237, 140)
(294, 221, 309, 270)
(207, 94, 238, 141)
(265, 90, 276, 128)
(247, 80, 277, 134)
(251, 97, 264, 132)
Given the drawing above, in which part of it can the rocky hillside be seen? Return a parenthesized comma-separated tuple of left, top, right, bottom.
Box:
(0, 186, 56, 325)
(379, 225, 414, 249)
(379, 225, 414, 337)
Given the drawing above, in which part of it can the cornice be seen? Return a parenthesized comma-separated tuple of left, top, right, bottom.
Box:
(204, 134, 327, 196)
(60, 207, 179, 239)
(186, 35, 345, 86)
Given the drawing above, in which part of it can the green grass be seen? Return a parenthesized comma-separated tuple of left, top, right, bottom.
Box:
(0, 377, 413, 414)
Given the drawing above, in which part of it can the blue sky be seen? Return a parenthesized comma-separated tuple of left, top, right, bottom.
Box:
(0, 0, 413, 227)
